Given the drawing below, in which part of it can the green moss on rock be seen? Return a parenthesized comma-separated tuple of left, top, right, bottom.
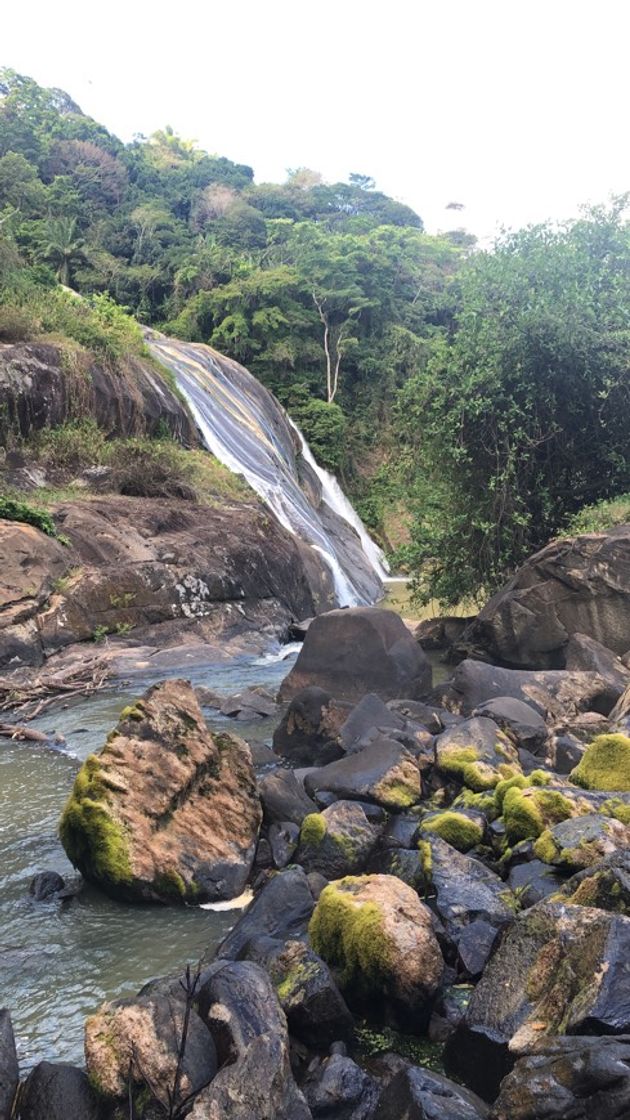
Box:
(439, 745, 519, 792)
(421, 811, 483, 851)
(300, 813, 328, 846)
(570, 734, 630, 792)
(309, 878, 393, 990)
(503, 786, 574, 842)
(60, 754, 132, 885)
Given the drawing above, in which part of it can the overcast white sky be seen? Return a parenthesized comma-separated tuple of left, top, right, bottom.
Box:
(3, 0, 629, 239)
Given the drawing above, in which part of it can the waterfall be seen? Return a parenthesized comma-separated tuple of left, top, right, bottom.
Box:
(146, 334, 385, 607)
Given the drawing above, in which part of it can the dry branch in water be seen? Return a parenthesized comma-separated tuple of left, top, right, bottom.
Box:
(0, 656, 111, 719)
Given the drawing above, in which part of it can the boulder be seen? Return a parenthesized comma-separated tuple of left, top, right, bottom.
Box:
(191, 960, 310, 1120)
(296, 801, 378, 879)
(434, 717, 521, 791)
(375, 1065, 488, 1120)
(59, 679, 262, 903)
(268, 821, 300, 868)
(445, 901, 630, 1100)
(18, 1062, 102, 1120)
(0, 1012, 17, 1120)
(259, 769, 318, 826)
(534, 812, 630, 870)
(304, 740, 422, 811)
(309, 874, 443, 1028)
(443, 659, 616, 719)
(216, 867, 315, 960)
(279, 607, 432, 703)
(417, 836, 513, 976)
(472, 697, 549, 755)
(570, 733, 630, 791)
(489, 1035, 630, 1120)
(303, 1053, 379, 1119)
(273, 686, 350, 765)
(461, 527, 630, 669)
(243, 936, 354, 1048)
(507, 859, 565, 907)
(338, 693, 405, 754)
(29, 871, 66, 900)
(219, 687, 278, 719)
(0, 522, 70, 668)
(85, 992, 216, 1105)
(557, 852, 630, 913)
(565, 633, 630, 702)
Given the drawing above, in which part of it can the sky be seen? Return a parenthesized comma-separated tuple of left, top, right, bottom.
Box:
(3, 0, 629, 241)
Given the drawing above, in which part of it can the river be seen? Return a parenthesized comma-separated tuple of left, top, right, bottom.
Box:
(0, 647, 299, 1070)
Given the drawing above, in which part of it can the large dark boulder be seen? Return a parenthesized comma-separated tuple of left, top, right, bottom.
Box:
(0, 1012, 17, 1120)
(216, 867, 316, 960)
(304, 740, 422, 811)
(279, 607, 432, 703)
(565, 633, 630, 702)
(434, 716, 521, 790)
(489, 1035, 630, 1120)
(445, 902, 630, 1101)
(442, 659, 616, 719)
(192, 960, 310, 1119)
(375, 1065, 488, 1120)
(18, 1062, 102, 1120)
(59, 679, 261, 903)
(472, 697, 549, 755)
(461, 528, 630, 669)
(296, 801, 378, 879)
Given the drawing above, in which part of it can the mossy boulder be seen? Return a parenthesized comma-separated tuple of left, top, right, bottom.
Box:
(243, 936, 354, 1048)
(309, 873, 443, 1027)
(570, 732, 630, 791)
(533, 812, 630, 870)
(501, 785, 575, 843)
(445, 901, 630, 1101)
(60, 679, 262, 903)
(85, 993, 216, 1105)
(296, 800, 378, 878)
(420, 809, 485, 852)
(435, 717, 521, 792)
(555, 852, 630, 914)
(304, 738, 422, 811)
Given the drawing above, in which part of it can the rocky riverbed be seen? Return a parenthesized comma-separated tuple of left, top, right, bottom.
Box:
(5, 527, 630, 1119)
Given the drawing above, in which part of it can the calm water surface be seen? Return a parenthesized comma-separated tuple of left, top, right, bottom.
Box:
(0, 648, 298, 1069)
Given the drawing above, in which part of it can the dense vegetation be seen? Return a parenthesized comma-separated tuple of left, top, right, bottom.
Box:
(1, 68, 630, 605)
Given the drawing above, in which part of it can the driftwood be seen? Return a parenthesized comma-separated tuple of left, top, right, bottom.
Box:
(0, 655, 111, 719)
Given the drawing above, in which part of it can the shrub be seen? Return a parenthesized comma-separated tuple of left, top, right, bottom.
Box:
(566, 495, 630, 535)
(0, 303, 39, 342)
(31, 419, 107, 473)
(0, 494, 58, 537)
(103, 436, 197, 499)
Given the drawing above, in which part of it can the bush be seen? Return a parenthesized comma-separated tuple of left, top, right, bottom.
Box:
(0, 494, 58, 537)
(0, 302, 39, 342)
(566, 494, 630, 535)
(31, 419, 107, 473)
(103, 437, 198, 499)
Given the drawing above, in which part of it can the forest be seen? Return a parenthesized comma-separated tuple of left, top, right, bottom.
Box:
(1, 67, 630, 605)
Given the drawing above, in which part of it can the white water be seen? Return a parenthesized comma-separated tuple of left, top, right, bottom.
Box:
(294, 425, 390, 581)
(147, 334, 384, 607)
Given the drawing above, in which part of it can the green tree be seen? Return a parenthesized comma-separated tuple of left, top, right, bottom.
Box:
(39, 215, 87, 286)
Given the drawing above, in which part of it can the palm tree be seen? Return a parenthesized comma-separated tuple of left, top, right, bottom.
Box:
(40, 216, 87, 287)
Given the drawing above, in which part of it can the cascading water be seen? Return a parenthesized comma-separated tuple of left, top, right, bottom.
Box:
(147, 333, 385, 606)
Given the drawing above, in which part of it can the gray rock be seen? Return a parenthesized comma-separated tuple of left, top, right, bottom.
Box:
(296, 800, 377, 879)
(279, 607, 432, 703)
(259, 768, 318, 825)
(18, 1062, 102, 1120)
(216, 867, 315, 960)
(304, 739, 422, 811)
(472, 696, 549, 755)
(375, 1065, 488, 1119)
(0, 1012, 17, 1120)
(304, 1053, 379, 1119)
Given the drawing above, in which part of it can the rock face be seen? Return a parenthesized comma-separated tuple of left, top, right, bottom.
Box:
(0, 341, 197, 447)
(60, 679, 262, 903)
(279, 607, 432, 703)
(445, 902, 630, 1100)
(462, 527, 630, 668)
(309, 874, 443, 1027)
(0, 492, 331, 669)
